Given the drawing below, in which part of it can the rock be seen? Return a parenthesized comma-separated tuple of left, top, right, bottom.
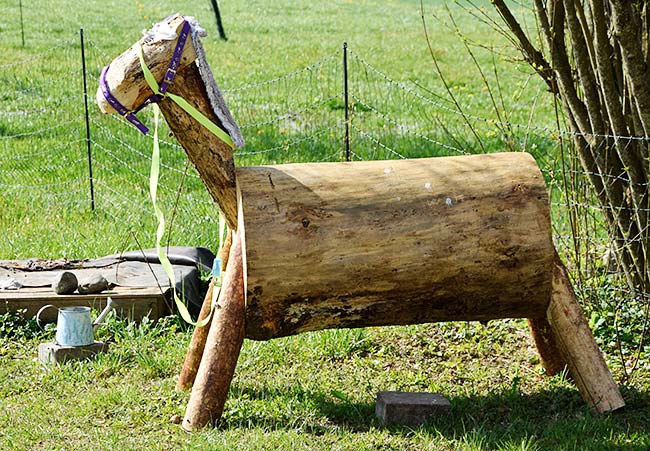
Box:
(52, 271, 78, 295)
(77, 273, 109, 294)
(38, 341, 109, 365)
(169, 414, 182, 424)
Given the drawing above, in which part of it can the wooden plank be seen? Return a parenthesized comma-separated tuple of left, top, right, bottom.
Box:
(0, 286, 170, 322)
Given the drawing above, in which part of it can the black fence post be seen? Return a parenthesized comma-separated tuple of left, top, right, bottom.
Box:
(80, 28, 95, 211)
(209, 0, 228, 41)
(343, 42, 350, 162)
(19, 0, 25, 47)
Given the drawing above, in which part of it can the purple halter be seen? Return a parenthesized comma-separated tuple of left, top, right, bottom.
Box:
(99, 19, 192, 134)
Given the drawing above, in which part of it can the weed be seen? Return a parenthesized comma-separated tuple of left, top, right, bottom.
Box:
(0, 307, 41, 340)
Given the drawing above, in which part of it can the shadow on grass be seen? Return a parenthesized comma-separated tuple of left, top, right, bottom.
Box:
(222, 383, 650, 450)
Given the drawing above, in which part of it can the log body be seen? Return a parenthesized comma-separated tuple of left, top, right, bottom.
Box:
(237, 152, 554, 340)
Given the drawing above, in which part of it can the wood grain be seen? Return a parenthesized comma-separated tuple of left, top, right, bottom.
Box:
(237, 152, 555, 339)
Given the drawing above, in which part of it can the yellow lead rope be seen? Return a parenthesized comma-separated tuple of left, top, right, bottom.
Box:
(139, 44, 227, 327)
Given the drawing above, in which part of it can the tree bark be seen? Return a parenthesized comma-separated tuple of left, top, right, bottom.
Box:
(237, 153, 555, 340)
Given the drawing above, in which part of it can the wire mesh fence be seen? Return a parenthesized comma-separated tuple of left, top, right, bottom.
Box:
(1, 33, 648, 374)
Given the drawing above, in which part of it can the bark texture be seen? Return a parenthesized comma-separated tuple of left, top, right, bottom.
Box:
(237, 153, 555, 340)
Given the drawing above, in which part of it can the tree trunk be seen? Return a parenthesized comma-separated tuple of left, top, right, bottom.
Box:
(237, 152, 555, 340)
(491, 0, 650, 294)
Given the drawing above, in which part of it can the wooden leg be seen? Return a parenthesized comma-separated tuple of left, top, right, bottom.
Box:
(176, 229, 234, 391)
(527, 316, 567, 376)
(546, 253, 625, 413)
(219, 228, 233, 269)
(182, 231, 245, 431)
(176, 279, 216, 391)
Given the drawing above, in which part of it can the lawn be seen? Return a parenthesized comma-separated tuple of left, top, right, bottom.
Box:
(1, 0, 649, 450)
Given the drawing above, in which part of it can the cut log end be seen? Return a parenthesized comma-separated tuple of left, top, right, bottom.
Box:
(95, 14, 198, 115)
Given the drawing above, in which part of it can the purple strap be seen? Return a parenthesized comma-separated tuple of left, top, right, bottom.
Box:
(99, 19, 192, 135)
(159, 20, 191, 95)
(100, 65, 150, 134)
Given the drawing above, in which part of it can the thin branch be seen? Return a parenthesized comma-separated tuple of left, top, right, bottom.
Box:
(443, 3, 515, 149)
(492, 0, 558, 94)
(610, 1, 650, 137)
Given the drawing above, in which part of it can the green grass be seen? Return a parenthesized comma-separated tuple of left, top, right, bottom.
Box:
(1, 0, 649, 449)
(1, 315, 649, 451)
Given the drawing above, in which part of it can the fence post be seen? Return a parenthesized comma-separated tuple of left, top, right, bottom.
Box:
(343, 42, 350, 162)
(80, 28, 95, 211)
(19, 0, 25, 47)
(209, 0, 228, 41)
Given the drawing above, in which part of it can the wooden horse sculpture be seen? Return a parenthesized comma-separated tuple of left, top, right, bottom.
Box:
(97, 14, 625, 431)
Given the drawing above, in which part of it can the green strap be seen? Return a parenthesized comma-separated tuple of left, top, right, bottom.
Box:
(150, 104, 216, 327)
(137, 43, 235, 149)
(141, 43, 228, 327)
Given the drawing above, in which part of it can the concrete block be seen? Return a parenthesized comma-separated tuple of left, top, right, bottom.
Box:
(375, 391, 451, 426)
(38, 341, 109, 365)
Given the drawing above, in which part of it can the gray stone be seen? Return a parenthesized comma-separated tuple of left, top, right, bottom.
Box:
(77, 273, 109, 294)
(38, 341, 109, 365)
(375, 391, 451, 427)
(52, 271, 78, 295)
